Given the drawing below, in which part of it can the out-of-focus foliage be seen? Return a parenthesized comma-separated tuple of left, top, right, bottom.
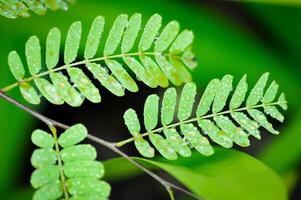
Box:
(104, 149, 287, 200)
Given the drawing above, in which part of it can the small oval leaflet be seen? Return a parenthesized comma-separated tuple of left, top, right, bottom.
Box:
(155, 20, 180, 52)
(123, 56, 156, 88)
(64, 160, 105, 179)
(121, 13, 141, 53)
(246, 72, 269, 106)
(196, 79, 220, 116)
(20, 83, 41, 104)
(31, 149, 57, 168)
(169, 56, 192, 83)
(34, 78, 64, 105)
(67, 178, 111, 198)
(124, 109, 141, 136)
(230, 74, 248, 109)
(50, 73, 84, 107)
(8, 51, 25, 80)
(33, 180, 62, 200)
(84, 16, 105, 59)
(178, 82, 196, 121)
(212, 75, 233, 113)
(104, 14, 128, 56)
(263, 81, 279, 103)
(46, 28, 61, 69)
(170, 30, 194, 53)
(86, 63, 125, 96)
(67, 68, 101, 103)
(248, 109, 279, 135)
(31, 129, 54, 148)
(58, 123, 88, 148)
(134, 138, 155, 158)
(149, 133, 178, 160)
(60, 144, 97, 162)
(161, 87, 177, 126)
(30, 165, 60, 189)
(64, 21, 82, 64)
(181, 123, 214, 156)
(163, 129, 191, 157)
(264, 106, 284, 122)
(144, 94, 159, 131)
(231, 112, 260, 139)
(139, 13, 162, 51)
(198, 119, 233, 148)
(26, 36, 41, 75)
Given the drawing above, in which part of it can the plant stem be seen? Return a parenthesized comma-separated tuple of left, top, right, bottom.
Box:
(115, 101, 287, 147)
(0, 90, 201, 200)
(50, 127, 69, 200)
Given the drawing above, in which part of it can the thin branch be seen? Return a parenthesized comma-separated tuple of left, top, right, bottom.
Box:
(115, 101, 287, 147)
(0, 90, 201, 200)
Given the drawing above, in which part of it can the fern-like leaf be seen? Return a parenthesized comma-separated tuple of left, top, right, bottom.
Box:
(0, 0, 74, 19)
(30, 124, 111, 200)
(6, 13, 197, 106)
(122, 73, 287, 160)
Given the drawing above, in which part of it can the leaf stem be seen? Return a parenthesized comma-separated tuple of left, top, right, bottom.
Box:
(50, 126, 69, 200)
(0, 90, 201, 200)
(1, 51, 176, 92)
(115, 101, 287, 147)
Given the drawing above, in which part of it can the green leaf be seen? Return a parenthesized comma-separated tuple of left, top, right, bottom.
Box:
(140, 56, 168, 88)
(155, 21, 179, 52)
(84, 16, 105, 59)
(121, 13, 141, 53)
(19, 83, 41, 104)
(105, 59, 138, 92)
(123, 56, 155, 88)
(169, 56, 192, 83)
(181, 48, 197, 70)
(58, 124, 87, 148)
(163, 128, 191, 157)
(60, 144, 97, 162)
(46, 28, 61, 69)
(26, 36, 41, 75)
(278, 93, 288, 110)
(144, 94, 159, 131)
(170, 30, 194, 54)
(8, 51, 25, 81)
(264, 106, 284, 122)
(212, 75, 233, 113)
(34, 78, 64, 105)
(64, 21, 82, 64)
(67, 68, 101, 103)
(161, 87, 177, 126)
(246, 72, 269, 106)
(86, 63, 125, 96)
(155, 54, 182, 86)
(124, 108, 140, 137)
(263, 81, 279, 103)
(31, 129, 54, 149)
(33, 180, 62, 200)
(50, 73, 84, 107)
(196, 79, 220, 116)
(139, 13, 162, 51)
(231, 112, 260, 139)
(198, 119, 233, 148)
(181, 123, 214, 156)
(134, 138, 155, 158)
(178, 82, 196, 121)
(149, 133, 178, 160)
(31, 149, 57, 168)
(67, 178, 111, 198)
(230, 74, 248, 109)
(248, 109, 279, 134)
(30, 165, 60, 189)
(104, 14, 127, 56)
(214, 115, 250, 147)
(64, 160, 105, 179)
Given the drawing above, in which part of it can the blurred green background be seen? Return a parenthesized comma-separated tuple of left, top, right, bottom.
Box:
(0, 0, 301, 199)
